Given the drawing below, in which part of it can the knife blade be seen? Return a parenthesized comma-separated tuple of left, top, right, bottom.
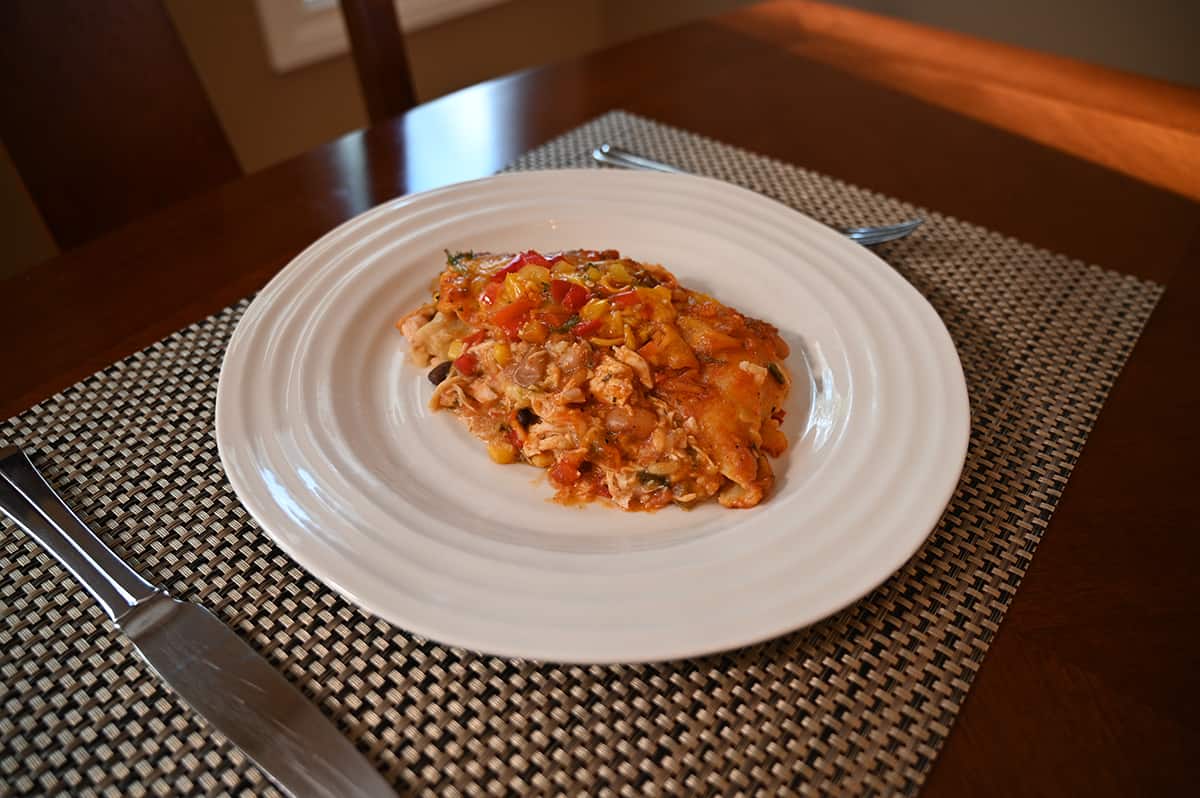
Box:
(0, 445, 395, 798)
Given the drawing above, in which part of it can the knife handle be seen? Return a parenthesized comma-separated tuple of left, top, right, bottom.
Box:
(0, 445, 161, 622)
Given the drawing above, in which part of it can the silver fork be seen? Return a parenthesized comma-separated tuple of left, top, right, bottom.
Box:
(591, 144, 923, 246)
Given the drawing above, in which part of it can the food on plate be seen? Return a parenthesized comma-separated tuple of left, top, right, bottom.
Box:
(397, 249, 791, 510)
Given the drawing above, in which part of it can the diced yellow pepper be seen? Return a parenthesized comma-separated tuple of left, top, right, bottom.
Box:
(580, 298, 610, 321)
(493, 341, 511, 366)
(447, 340, 465, 359)
(648, 286, 676, 322)
(552, 260, 574, 275)
(501, 273, 523, 304)
(587, 266, 602, 282)
(519, 320, 548, 344)
(519, 264, 550, 283)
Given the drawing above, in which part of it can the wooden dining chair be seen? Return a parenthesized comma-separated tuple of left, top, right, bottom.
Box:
(1, 0, 417, 255)
(337, 0, 419, 125)
(0, 0, 242, 251)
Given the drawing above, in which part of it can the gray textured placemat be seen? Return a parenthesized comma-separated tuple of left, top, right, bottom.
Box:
(1, 111, 1162, 796)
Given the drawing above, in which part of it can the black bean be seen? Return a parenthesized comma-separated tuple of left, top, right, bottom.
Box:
(517, 407, 539, 427)
(637, 470, 670, 487)
(428, 361, 452, 385)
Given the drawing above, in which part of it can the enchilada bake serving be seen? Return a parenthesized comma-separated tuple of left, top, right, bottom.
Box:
(397, 249, 792, 511)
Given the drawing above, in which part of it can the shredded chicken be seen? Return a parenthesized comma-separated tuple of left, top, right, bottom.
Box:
(613, 346, 653, 389)
(587, 356, 635, 405)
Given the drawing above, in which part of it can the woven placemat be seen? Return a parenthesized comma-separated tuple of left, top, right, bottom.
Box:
(1, 111, 1162, 796)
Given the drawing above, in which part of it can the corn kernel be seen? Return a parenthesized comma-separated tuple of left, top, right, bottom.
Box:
(530, 453, 554, 468)
(493, 341, 511, 366)
(447, 340, 465, 359)
(587, 266, 602, 282)
(487, 441, 518, 464)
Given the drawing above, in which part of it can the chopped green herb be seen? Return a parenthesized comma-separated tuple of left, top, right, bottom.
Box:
(445, 249, 474, 272)
(557, 316, 581, 332)
(767, 362, 786, 385)
(637, 470, 670, 487)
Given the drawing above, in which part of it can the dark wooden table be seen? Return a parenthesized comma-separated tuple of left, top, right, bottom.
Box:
(4, 2, 1198, 794)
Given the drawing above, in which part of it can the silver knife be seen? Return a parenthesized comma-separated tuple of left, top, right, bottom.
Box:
(0, 445, 395, 798)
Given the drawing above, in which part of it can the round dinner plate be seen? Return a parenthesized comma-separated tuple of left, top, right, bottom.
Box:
(216, 169, 969, 664)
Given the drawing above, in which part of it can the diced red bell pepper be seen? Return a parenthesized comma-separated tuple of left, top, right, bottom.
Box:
(480, 280, 502, 306)
(533, 250, 569, 267)
(490, 250, 567, 281)
(490, 253, 528, 282)
(462, 329, 487, 345)
(549, 456, 583, 486)
(550, 278, 572, 304)
(518, 250, 550, 267)
(492, 297, 536, 339)
(571, 319, 602, 338)
(563, 284, 589, 312)
(538, 308, 573, 329)
(453, 352, 478, 376)
(552, 279, 590, 311)
(610, 289, 640, 307)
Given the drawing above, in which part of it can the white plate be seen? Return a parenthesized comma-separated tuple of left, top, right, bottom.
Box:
(216, 169, 969, 664)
